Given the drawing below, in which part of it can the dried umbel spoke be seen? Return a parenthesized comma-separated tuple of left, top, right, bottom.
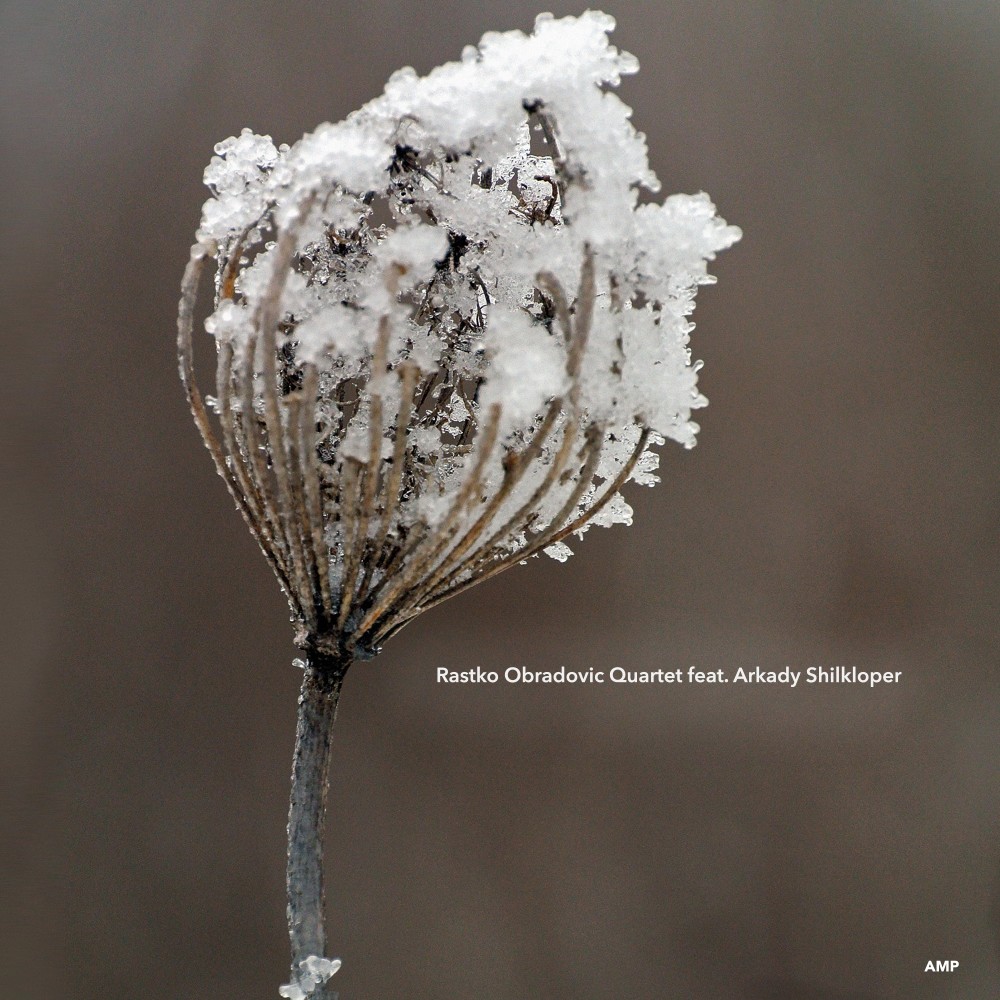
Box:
(177, 11, 738, 998)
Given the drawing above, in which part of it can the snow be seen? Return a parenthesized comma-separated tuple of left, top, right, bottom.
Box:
(187, 11, 739, 639)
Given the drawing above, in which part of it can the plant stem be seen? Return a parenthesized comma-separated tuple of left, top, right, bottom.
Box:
(287, 650, 350, 998)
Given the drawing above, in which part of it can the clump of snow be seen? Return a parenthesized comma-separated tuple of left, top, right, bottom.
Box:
(479, 305, 569, 430)
(185, 11, 739, 651)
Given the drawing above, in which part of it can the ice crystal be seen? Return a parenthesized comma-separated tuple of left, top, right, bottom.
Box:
(279, 955, 341, 1000)
(178, 11, 740, 661)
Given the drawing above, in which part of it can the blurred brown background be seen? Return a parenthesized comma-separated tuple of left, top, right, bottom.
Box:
(2, 2, 998, 998)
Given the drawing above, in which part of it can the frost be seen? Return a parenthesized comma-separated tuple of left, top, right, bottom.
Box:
(279, 955, 341, 1000)
(295, 303, 370, 365)
(543, 541, 574, 562)
(181, 12, 739, 654)
(199, 128, 287, 245)
(203, 299, 251, 345)
(632, 444, 662, 487)
(374, 223, 449, 276)
(587, 491, 634, 529)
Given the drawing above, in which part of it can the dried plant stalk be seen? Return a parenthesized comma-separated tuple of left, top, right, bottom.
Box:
(179, 12, 738, 998)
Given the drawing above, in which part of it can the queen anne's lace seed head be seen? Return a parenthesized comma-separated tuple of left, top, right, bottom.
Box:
(178, 11, 740, 662)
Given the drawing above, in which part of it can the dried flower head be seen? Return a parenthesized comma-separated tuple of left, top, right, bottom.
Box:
(178, 11, 739, 665)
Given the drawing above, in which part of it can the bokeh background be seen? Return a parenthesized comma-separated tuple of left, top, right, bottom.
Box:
(2, 2, 998, 998)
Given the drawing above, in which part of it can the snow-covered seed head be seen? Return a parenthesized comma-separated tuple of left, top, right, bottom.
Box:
(178, 11, 740, 661)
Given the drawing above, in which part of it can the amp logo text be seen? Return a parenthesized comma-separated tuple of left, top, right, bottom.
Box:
(924, 960, 959, 972)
